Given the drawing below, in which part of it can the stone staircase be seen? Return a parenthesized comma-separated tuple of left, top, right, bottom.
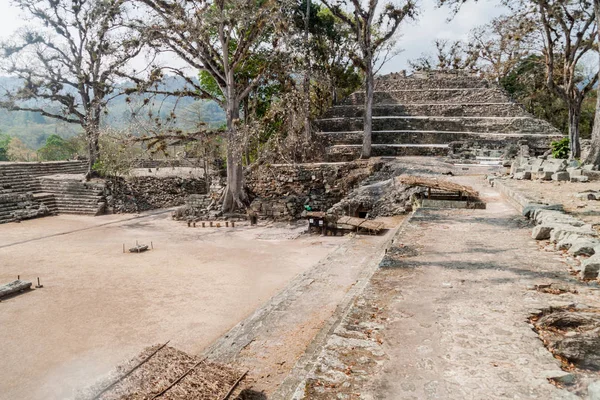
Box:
(316, 72, 563, 162)
(0, 161, 105, 224)
(37, 176, 106, 215)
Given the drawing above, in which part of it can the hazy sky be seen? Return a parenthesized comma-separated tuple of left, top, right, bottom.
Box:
(0, 0, 507, 75)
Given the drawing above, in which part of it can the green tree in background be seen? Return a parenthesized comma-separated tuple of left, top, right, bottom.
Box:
(37, 134, 77, 161)
(0, 134, 11, 161)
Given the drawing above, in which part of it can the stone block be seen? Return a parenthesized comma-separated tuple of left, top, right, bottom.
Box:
(531, 159, 545, 172)
(570, 175, 589, 183)
(580, 256, 600, 280)
(567, 239, 600, 256)
(514, 171, 531, 180)
(532, 225, 553, 240)
(550, 224, 596, 243)
(567, 167, 582, 177)
(577, 191, 598, 201)
(536, 171, 553, 180)
(552, 171, 570, 181)
(543, 159, 568, 173)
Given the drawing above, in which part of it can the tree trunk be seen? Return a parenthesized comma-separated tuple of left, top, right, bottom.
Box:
(221, 77, 248, 213)
(584, 0, 600, 168)
(85, 125, 100, 180)
(568, 103, 582, 159)
(362, 56, 374, 159)
(304, 0, 311, 142)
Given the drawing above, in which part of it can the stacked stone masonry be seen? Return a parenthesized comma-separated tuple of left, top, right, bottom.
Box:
(0, 161, 103, 224)
(246, 161, 382, 220)
(316, 72, 563, 161)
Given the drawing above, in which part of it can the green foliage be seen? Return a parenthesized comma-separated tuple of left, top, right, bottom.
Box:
(500, 55, 596, 138)
(37, 134, 80, 161)
(551, 137, 570, 159)
(0, 134, 11, 161)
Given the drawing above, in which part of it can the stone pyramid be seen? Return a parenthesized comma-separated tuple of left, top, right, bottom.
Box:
(315, 71, 563, 162)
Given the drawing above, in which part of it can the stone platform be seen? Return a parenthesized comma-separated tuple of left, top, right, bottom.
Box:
(316, 72, 563, 161)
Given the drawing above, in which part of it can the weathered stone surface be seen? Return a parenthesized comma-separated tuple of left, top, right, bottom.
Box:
(580, 256, 600, 280)
(531, 225, 553, 240)
(536, 171, 554, 181)
(514, 171, 532, 180)
(543, 159, 568, 173)
(588, 381, 600, 400)
(550, 224, 596, 243)
(570, 175, 589, 183)
(551, 171, 570, 181)
(246, 161, 382, 220)
(566, 167, 582, 177)
(577, 191, 599, 201)
(567, 239, 599, 256)
(555, 329, 600, 370)
(106, 176, 207, 213)
(0, 279, 32, 298)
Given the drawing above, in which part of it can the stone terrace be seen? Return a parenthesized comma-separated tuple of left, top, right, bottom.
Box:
(0, 161, 104, 224)
(316, 72, 563, 161)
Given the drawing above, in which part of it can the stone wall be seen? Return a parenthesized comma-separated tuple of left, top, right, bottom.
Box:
(105, 176, 208, 213)
(0, 161, 88, 223)
(246, 161, 383, 220)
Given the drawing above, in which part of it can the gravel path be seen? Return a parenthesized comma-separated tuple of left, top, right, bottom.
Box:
(299, 175, 589, 399)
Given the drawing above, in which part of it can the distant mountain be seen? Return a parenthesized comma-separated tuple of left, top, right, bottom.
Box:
(0, 75, 226, 149)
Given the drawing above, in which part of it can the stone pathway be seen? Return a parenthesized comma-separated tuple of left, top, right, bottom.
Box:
(297, 175, 593, 399)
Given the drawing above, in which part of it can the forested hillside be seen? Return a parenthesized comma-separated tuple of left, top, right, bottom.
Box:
(0, 75, 226, 150)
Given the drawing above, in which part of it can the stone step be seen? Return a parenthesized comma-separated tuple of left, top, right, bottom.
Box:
(321, 103, 528, 118)
(374, 77, 490, 90)
(315, 116, 560, 135)
(326, 144, 449, 162)
(341, 88, 509, 105)
(317, 130, 561, 148)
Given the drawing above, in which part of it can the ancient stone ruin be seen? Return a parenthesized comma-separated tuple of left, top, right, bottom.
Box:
(316, 71, 562, 162)
(0, 161, 103, 223)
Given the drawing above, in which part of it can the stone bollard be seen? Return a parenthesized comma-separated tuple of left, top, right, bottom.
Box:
(193, 222, 196, 227)
(231, 221, 235, 228)
(210, 221, 213, 227)
(187, 221, 191, 227)
(202, 222, 205, 228)
(226, 221, 229, 227)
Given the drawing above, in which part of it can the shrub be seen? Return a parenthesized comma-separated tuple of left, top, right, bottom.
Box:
(551, 137, 569, 159)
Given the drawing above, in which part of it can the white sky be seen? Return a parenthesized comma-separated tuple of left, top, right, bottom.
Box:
(0, 0, 507, 75)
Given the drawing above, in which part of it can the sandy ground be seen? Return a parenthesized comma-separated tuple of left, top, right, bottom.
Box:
(301, 176, 593, 399)
(0, 213, 346, 400)
(500, 179, 600, 226)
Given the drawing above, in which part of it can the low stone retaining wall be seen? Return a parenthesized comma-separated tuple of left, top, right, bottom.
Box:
(105, 176, 208, 213)
(490, 177, 600, 281)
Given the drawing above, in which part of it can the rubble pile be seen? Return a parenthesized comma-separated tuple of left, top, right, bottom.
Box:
(245, 161, 383, 219)
(327, 179, 424, 219)
(510, 155, 598, 182)
(106, 176, 207, 213)
(524, 205, 600, 280)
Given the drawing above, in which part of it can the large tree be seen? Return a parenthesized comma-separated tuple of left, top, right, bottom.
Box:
(531, 0, 597, 159)
(439, 0, 598, 161)
(0, 0, 146, 177)
(137, 0, 282, 212)
(322, 0, 417, 158)
(585, 0, 600, 168)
